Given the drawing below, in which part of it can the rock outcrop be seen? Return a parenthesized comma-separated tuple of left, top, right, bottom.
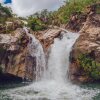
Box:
(0, 27, 62, 81)
(66, 3, 100, 32)
(70, 12, 100, 83)
(0, 20, 23, 34)
(0, 28, 31, 80)
(33, 28, 62, 51)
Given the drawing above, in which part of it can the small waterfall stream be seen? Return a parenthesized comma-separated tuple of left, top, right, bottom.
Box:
(1, 29, 99, 100)
(24, 27, 46, 81)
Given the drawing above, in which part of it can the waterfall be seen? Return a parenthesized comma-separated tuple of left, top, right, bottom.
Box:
(43, 31, 79, 83)
(23, 27, 46, 81)
(4, 30, 99, 100)
(24, 28, 79, 83)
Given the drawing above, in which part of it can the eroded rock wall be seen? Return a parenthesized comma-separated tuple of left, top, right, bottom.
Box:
(0, 27, 62, 81)
(0, 28, 36, 81)
(70, 12, 100, 83)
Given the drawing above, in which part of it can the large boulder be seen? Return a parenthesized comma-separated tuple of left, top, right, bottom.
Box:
(70, 13, 100, 83)
(33, 28, 62, 51)
(0, 28, 37, 81)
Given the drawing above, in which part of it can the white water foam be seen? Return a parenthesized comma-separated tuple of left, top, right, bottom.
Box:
(2, 30, 100, 100)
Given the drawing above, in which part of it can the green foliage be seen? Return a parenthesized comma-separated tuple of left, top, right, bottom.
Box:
(0, 17, 6, 24)
(28, 17, 47, 31)
(55, 0, 100, 24)
(96, 4, 100, 14)
(27, 0, 100, 30)
(78, 54, 100, 80)
(0, 3, 12, 17)
(27, 9, 54, 31)
(0, 3, 12, 24)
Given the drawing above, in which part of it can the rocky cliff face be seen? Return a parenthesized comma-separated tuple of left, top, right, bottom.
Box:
(70, 12, 100, 83)
(66, 3, 100, 32)
(0, 25, 62, 81)
(0, 28, 32, 80)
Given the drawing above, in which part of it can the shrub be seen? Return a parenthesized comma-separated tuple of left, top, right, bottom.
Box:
(78, 54, 100, 80)
(0, 3, 12, 17)
(0, 3, 12, 24)
(52, 0, 100, 24)
(28, 18, 47, 31)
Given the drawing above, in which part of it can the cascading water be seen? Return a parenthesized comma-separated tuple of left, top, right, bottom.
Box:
(45, 32, 79, 83)
(1, 30, 99, 100)
(24, 27, 46, 81)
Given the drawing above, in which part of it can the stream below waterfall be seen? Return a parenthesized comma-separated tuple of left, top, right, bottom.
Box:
(0, 31, 100, 100)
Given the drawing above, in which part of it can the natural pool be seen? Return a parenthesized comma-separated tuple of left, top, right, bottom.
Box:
(0, 82, 100, 100)
(0, 32, 100, 100)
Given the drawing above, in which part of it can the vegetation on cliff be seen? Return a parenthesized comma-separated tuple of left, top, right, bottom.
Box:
(0, 3, 12, 24)
(0, 4, 24, 34)
(28, 17, 47, 31)
(78, 54, 100, 80)
(0, 0, 99, 31)
(70, 2, 100, 82)
(27, 0, 100, 31)
(53, 0, 100, 23)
